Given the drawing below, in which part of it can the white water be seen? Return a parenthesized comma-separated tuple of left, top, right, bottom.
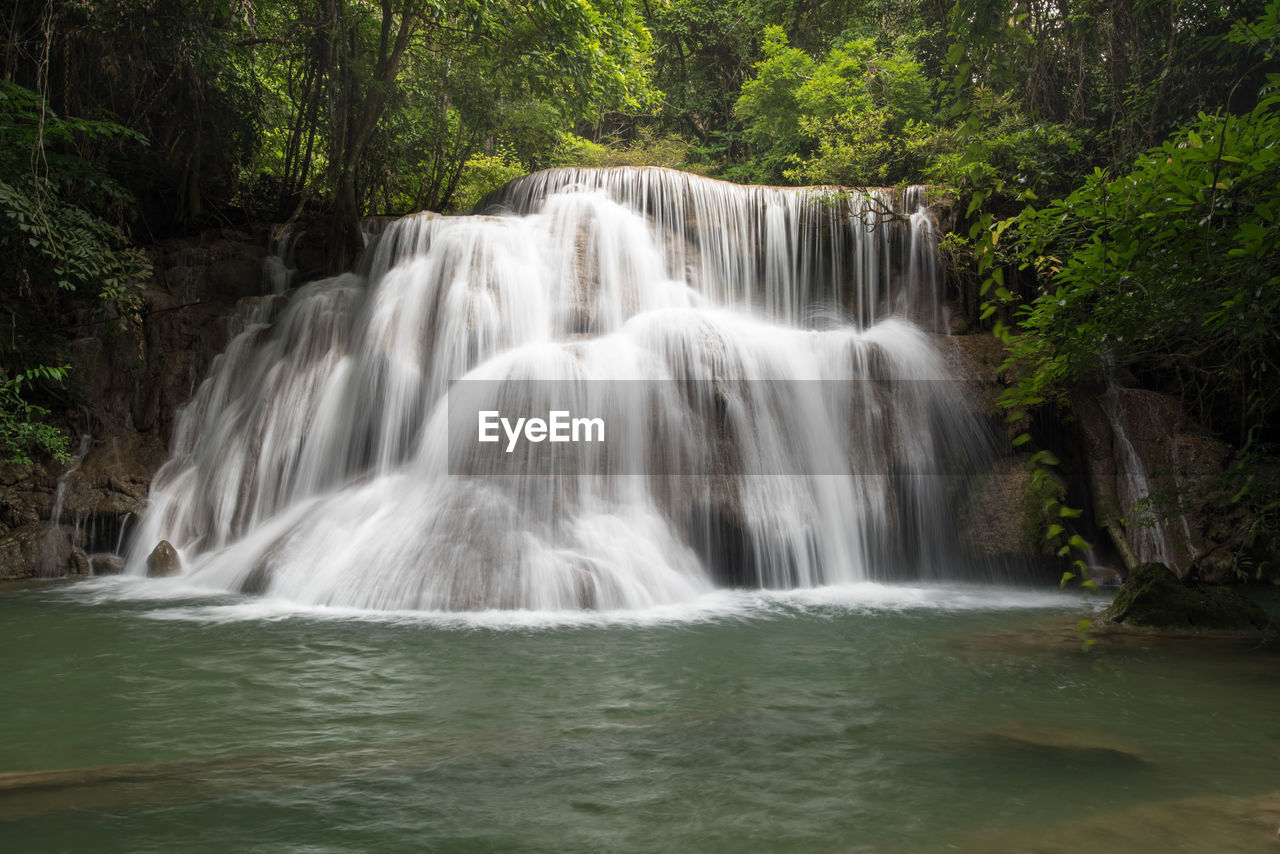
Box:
(126, 167, 994, 610)
(69, 576, 1096, 631)
(1103, 384, 1194, 566)
(42, 432, 92, 573)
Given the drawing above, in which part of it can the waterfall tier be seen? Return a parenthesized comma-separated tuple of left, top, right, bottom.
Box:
(126, 166, 993, 610)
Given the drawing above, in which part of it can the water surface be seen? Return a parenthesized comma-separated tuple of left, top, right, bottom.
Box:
(2, 579, 1276, 852)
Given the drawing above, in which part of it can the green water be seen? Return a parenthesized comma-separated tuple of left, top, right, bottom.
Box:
(1, 579, 1277, 853)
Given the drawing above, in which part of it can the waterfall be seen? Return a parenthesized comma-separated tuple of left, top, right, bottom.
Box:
(42, 433, 92, 575)
(1103, 384, 1194, 566)
(126, 167, 994, 610)
(263, 225, 301, 294)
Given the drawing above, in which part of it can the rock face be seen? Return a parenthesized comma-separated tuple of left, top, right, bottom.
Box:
(1071, 386, 1247, 578)
(0, 228, 280, 581)
(1107, 562, 1271, 631)
(944, 332, 1057, 573)
(943, 333, 1265, 583)
(0, 524, 62, 580)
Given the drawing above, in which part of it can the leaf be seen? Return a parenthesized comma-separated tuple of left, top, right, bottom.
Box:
(1030, 449, 1060, 467)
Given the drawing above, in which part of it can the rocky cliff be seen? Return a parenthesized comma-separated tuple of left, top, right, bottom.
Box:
(0, 228, 275, 579)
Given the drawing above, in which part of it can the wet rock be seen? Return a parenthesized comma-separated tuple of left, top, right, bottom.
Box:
(238, 562, 270, 595)
(1071, 387, 1232, 574)
(1107, 562, 1270, 631)
(955, 456, 1037, 560)
(1087, 564, 1124, 587)
(89, 554, 125, 575)
(69, 547, 91, 578)
(687, 495, 767, 587)
(146, 540, 181, 577)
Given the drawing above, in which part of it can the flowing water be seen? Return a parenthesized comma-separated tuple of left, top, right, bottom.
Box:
(121, 168, 995, 610)
(2, 580, 1278, 853)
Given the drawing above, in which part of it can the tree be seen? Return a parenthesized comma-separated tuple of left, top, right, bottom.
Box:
(735, 27, 936, 184)
(245, 0, 654, 263)
(0, 79, 151, 465)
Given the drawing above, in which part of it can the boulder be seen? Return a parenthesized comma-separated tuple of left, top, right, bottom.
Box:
(1107, 562, 1271, 631)
(89, 553, 126, 575)
(69, 547, 90, 577)
(146, 540, 181, 577)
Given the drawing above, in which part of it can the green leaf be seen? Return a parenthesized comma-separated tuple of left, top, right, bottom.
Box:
(1030, 450, 1060, 467)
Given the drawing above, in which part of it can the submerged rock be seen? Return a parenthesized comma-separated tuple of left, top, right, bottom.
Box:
(984, 722, 1147, 763)
(146, 540, 181, 577)
(1107, 562, 1270, 631)
(953, 789, 1280, 854)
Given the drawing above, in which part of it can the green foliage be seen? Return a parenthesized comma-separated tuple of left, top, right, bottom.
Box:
(0, 80, 151, 466)
(0, 179, 150, 325)
(244, 0, 659, 225)
(0, 81, 151, 338)
(735, 28, 937, 184)
(733, 26, 817, 181)
(919, 89, 1086, 210)
(0, 367, 71, 466)
(556, 128, 699, 171)
(939, 0, 1265, 166)
(450, 151, 528, 213)
(999, 76, 1280, 446)
(961, 4, 1280, 585)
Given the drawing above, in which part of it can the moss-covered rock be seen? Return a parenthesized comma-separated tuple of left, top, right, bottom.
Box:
(1107, 562, 1271, 630)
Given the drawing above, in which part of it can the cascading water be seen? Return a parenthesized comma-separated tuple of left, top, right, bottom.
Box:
(125, 167, 995, 610)
(1103, 384, 1194, 566)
